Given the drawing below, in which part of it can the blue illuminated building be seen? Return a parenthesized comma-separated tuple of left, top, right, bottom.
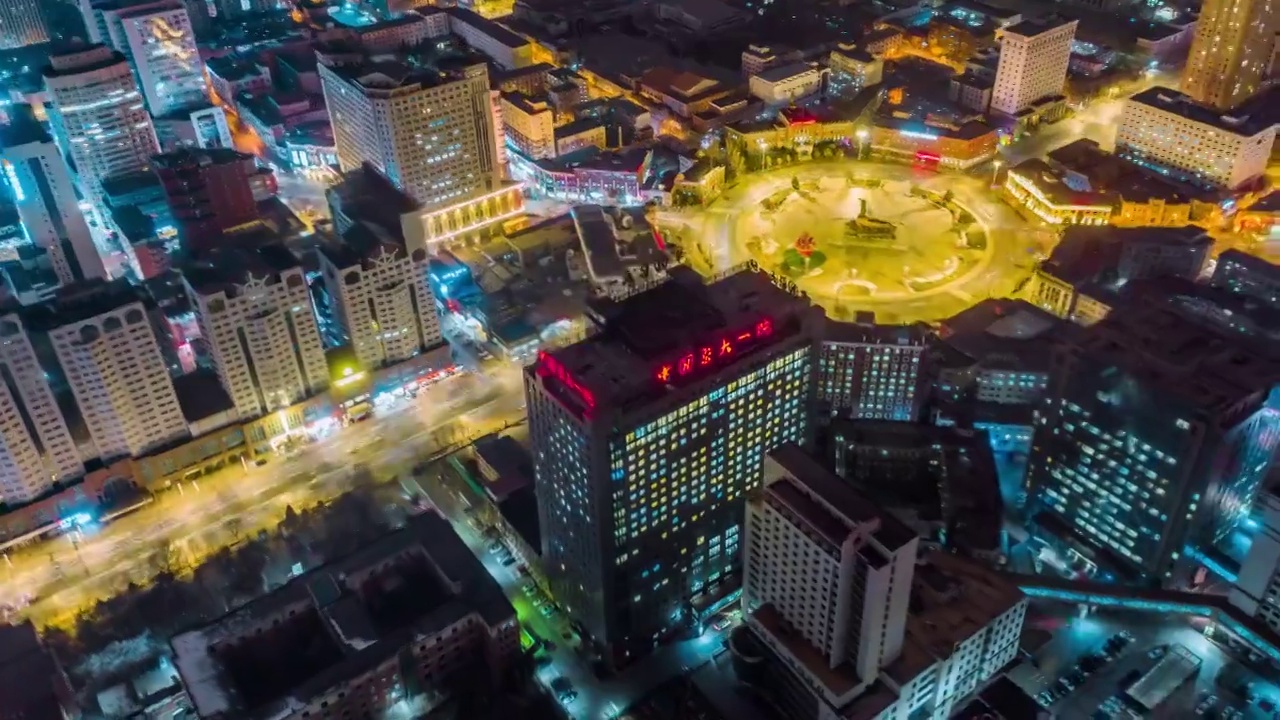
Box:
(525, 267, 822, 666)
(1027, 293, 1280, 585)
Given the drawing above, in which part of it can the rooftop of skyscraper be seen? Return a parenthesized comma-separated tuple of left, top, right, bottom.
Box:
(319, 53, 489, 93)
(936, 298, 1061, 370)
(1067, 283, 1280, 415)
(823, 314, 932, 347)
(171, 513, 515, 720)
(536, 266, 821, 414)
(43, 43, 125, 78)
(0, 104, 49, 147)
(1000, 14, 1075, 38)
(18, 277, 152, 332)
(1129, 87, 1275, 136)
(180, 243, 303, 297)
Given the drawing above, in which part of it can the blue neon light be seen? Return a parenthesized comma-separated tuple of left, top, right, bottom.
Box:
(1184, 544, 1238, 583)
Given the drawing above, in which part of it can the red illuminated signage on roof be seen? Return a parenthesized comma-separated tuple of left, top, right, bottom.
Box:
(537, 351, 595, 412)
(653, 317, 774, 386)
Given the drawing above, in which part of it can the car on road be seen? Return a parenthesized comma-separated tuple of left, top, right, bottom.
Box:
(501, 556, 517, 566)
(1148, 645, 1167, 660)
(559, 690, 578, 704)
(540, 604, 556, 616)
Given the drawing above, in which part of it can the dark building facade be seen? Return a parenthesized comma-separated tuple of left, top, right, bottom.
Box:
(525, 266, 823, 664)
(1026, 296, 1280, 584)
(153, 147, 264, 249)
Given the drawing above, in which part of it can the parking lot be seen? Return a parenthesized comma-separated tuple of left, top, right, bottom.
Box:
(1012, 604, 1280, 720)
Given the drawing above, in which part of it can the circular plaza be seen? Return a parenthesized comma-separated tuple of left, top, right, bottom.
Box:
(659, 161, 1045, 324)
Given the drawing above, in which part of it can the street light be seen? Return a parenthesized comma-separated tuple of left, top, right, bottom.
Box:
(991, 158, 1003, 186)
(855, 128, 869, 157)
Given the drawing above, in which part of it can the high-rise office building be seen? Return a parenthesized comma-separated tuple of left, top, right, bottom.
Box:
(40, 279, 188, 459)
(107, 1, 208, 115)
(1181, 0, 1278, 110)
(1229, 487, 1280, 633)
(1116, 87, 1274, 190)
(990, 17, 1077, 116)
(318, 167, 444, 372)
(742, 445, 1027, 720)
(0, 106, 107, 284)
(816, 317, 929, 421)
(153, 147, 263, 249)
(319, 56, 499, 213)
(0, 312, 83, 504)
(43, 44, 160, 225)
(0, 0, 48, 49)
(184, 245, 329, 422)
(1027, 297, 1280, 584)
(525, 266, 822, 663)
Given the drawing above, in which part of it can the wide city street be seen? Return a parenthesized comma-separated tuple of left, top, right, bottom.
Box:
(0, 362, 527, 629)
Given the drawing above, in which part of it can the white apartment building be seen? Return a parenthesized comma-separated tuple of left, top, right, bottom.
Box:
(111, 2, 207, 115)
(319, 57, 499, 214)
(43, 44, 160, 225)
(990, 17, 1077, 115)
(742, 445, 1028, 720)
(749, 62, 827, 104)
(745, 446, 919, 693)
(1117, 87, 1276, 189)
(443, 7, 533, 71)
(1230, 488, 1280, 633)
(185, 246, 329, 421)
(0, 110, 106, 284)
(47, 281, 188, 460)
(0, 0, 48, 49)
(318, 223, 443, 372)
(0, 313, 83, 505)
(500, 92, 555, 160)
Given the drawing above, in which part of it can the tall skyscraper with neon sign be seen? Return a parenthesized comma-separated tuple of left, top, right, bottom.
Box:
(525, 266, 823, 664)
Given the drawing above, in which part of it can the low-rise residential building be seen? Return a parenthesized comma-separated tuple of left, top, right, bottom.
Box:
(571, 204, 667, 299)
(637, 67, 732, 118)
(172, 512, 520, 720)
(948, 71, 993, 112)
(828, 44, 884, 91)
(1117, 87, 1275, 190)
(742, 44, 797, 77)
(553, 118, 606, 156)
(350, 10, 450, 52)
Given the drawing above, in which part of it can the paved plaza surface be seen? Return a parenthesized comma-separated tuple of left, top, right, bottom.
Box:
(659, 161, 1047, 324)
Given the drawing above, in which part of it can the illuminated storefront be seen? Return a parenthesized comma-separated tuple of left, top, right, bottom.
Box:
(1004, 165, 1113, 225)
(869, 120, 998, 170)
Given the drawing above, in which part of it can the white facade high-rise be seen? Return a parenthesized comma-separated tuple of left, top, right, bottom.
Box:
(43, 44, 160, 225)
(0, 0, 48, 49)
(0, 314, 83, 505)
(990, 18, 1077, 115)
(0, 110, 107, 284)
(110, 2, 208, 115)
(319, 58, 499, 213)
(47, 282, 188, 460)
(186, 247, 330, 421)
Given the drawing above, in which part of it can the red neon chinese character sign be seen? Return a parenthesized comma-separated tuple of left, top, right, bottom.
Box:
(653, 316, 777, 386)
(678, 353, 695, 375)
(537, 351, 595, 411)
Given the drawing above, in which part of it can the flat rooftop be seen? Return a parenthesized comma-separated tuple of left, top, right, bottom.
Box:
(171, 513, 514, 720)
(882, 550, 1024, 686)
(319, 56, 487, 94)
(442, 7, 530, 49)
(767, 443, 919, 555)
(180, 243, 302, 297)
(1129, 86, 1275, 137)
(1002, 16, 1075, 38)
(936, 298, 1060, 371)
(571, 204, 664, 283)
(755, 61, 818, 83)
(532, 266, 820, 415)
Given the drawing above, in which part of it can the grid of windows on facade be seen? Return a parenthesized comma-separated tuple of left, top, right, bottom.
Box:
(820, 345, 919, 420)
(538, 408, 592, 554)
(608, 349, 810, 616)
(1036, 399, 1186, 568)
